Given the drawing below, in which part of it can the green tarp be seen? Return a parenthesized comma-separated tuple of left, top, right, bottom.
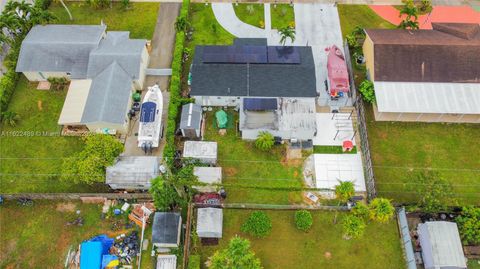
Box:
(215, 110, 228, 129)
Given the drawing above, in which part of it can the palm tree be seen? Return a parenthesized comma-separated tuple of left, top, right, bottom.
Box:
(255, 131, 274, 151)
(1, 111, 20, 127)
(53, 0, 73, 21)
(342, 215, 366, 240)
(334, 180, 355, 223)
(368, 198, 395, 223)
(278, 26, 295, 46)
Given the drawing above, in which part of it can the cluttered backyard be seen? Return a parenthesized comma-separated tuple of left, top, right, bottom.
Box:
(0, 199, 153, 269)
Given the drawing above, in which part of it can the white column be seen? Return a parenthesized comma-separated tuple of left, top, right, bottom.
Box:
(264, 3, 272, 39)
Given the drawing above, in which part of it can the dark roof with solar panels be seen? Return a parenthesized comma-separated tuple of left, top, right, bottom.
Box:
(191, 38, 316, 98)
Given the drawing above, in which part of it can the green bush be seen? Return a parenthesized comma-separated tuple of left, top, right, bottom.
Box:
(188, 255, 201, 269)
(294, 210, 313, 232)
(241, 211, 272, 238)
(255, 131, 274, 151)
(351, 203, 369, 220)
(163, 0, 190, 168)
(342, 215, 366, 239)
(0, 39, 21, 114)
(455, 206, 480, 245)
(358, 80, 375, 104)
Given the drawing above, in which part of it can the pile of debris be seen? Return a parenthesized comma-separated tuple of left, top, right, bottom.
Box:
(112, 231, 140, 265)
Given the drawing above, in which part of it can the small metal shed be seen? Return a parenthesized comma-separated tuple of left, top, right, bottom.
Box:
(418, 221, 467, 269)
(197, 208, 223, 239)
(180, 103, 202, 138)
(183, 141, 217, 165)
(106, 156, 159, 190)
(193, 167, 222, 192)
(152, 212, 182, 249)
(156, 255, 177, 269)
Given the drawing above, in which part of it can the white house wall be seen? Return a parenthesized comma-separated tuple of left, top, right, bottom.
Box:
(24, 71, 69, 81)
(137, 46, 150, 89)
(194, 96, 241, 107)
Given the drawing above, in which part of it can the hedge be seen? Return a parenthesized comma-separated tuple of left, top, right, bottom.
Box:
(0, 39, 21, 114)
(188, 255, 201, 269)
(164, 0, 190, 168)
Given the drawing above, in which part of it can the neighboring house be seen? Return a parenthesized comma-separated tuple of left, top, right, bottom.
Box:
(152, 212, 182, 249)
(16, 25, 150, 134)
(363, 23, 480, 123)
(106, 156, 159, 190)
(190, 38, 318, 140)
(417, 221, 467, 269)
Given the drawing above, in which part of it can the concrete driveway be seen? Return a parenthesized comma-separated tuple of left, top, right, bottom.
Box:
(293, 4, 344, 106)
(123, 3, 180, 157)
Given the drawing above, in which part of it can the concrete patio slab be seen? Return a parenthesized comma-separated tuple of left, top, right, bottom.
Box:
(313, 113, 356, 146)
(313, 153, 366, 192)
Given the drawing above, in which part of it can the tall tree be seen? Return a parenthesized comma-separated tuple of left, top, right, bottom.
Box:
(398, 0, 419, 30)
(278, 26, 295, 46)
(209, 236, 263, 269)
(0, 0, 56, 45)
(150, 176, 181, 211)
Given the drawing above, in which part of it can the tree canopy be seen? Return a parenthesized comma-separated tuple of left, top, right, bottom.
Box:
(61, 134, 124, 184)
(368, 198, 395, 223)
(209, 236, 263, 269)
(254, 131, 274, 151)
(335, 181, 355, 204)
(455, 206, 480, 245)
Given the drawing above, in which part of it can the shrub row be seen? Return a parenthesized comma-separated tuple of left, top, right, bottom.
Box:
(188, 255, 201, 269)
(164, 0, 191, 168)
(0, 39, 21, 114)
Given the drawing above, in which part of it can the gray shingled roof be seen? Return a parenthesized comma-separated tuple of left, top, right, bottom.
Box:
(81, 62, 132, 124)
(16, 25, 106, 78)
(190, 39, 316, 98)
(180, 103, 202, 130)
(152, 212, 181, 245)
(87, 31, 146, 78)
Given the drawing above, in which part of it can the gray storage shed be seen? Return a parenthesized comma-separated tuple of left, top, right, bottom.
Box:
(152, 212, 182, 248)
(197, 208, 223, 239)
(418, 221, 467, 269)
(183, 141, 217, 165)
(106, 156, 159, 190)
(180, 103, 203, 138)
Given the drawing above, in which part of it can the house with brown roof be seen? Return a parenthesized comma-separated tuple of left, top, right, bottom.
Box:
(363, 23, 480, 123)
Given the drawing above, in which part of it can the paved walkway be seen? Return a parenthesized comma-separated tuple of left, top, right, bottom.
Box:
(123, 3, 180, 156)
(211, 3, 266, 38)
(370, 5, 480, 29)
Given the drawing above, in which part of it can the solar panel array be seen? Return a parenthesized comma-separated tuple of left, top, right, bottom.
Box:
(202, 45, 300, 64)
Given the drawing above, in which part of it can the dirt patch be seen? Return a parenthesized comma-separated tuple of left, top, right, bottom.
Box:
(281, 157, 303, 167)
(377, 131, 388, 139)
(56, 202, 76, 212)
(224, 167, 238, 177)
(0, 240, 17, 264)
(37, 100, 43, 111)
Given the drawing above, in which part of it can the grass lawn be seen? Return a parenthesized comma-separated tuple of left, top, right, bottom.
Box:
(0, 76, 106, 193)
(233, 3, 294, 29)
(233, 4, 265, 29)
(469, 259, 480, 269)
(0, 200, 138, 268)
(49, 2, 159, 39)
(203, 111, 305, 205)
(337, 5, 395, 38)
(365, 107, 480, 205)
(271, 4, 295, 29)
(194, 209, 405, 269)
